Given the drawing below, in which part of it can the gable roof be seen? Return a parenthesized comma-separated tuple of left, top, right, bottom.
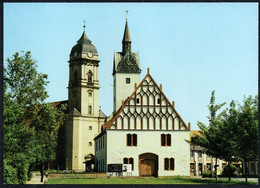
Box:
(103, 68, 190, 131)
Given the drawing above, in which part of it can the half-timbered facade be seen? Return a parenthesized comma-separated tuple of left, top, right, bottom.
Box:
(95, 69, 191, 177)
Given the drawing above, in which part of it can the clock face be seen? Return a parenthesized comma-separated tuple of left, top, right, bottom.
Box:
(87, 52, 93, 58)
(73, 52, 78, 58)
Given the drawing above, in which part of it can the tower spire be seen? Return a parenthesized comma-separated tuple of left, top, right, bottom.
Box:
(125, 10, 128, 21)
(83, 20, 86, 31)
(122, 10, 131, 54)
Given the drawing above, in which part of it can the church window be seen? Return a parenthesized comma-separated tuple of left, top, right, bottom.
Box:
(126, 134, 137, 146)
(89, 142, 92, 146)
(136, 98, 140, 104)
(89, 126, 92, 130)
(88, 105, 92, 114)
(157, 98, 161, 104)
(87, 70, 93, 83)
(164, 158, 175, 171)
(123, 157, 134, 170)
(126, 78, 131, 84)
(161, 134, 171, 146)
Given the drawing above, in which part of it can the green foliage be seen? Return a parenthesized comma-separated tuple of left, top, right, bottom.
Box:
(3, 160, 18, 184)
(3, 51, 66, 184)
(222, 164, 237, 177)
(202, 171, 212, 177)
(196, 90, 258, 183)
(5, 51, 49, 107)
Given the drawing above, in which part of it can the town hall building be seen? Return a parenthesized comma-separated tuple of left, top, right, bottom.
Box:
(64, 18, 191, 177)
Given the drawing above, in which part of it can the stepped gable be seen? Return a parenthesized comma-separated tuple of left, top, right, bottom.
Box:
(103, 68, 190, 131)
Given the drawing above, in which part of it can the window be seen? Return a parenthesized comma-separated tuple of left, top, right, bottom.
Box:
(126, 134, 137, 146)
(88, 105, 92, 114)
(161, 134, 171, 146)
(89, 126, 92, 130)
(136, 98, 140, 104)
(157, 98, 161, 104)
(123, 157, 134, 170)
(87, 71, 93, 83)
(89, 142, 92, 146)
(164, 158, 175, 171)
(89, 92, 92, 97)
(126, 78, 130, 84)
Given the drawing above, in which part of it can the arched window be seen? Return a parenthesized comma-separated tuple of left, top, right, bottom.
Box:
(87, 70, 93, 83)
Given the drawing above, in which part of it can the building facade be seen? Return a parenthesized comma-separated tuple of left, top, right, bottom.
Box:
(94, 20, 190, 177)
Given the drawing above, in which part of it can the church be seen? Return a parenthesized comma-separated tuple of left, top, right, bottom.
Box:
(63, 18, 191, 177)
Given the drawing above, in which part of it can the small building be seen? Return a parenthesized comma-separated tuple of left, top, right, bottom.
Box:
(189, 130, 226, 176)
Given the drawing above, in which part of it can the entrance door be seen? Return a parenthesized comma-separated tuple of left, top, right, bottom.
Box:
(139, 153, 158, 177)
(140, 159, 155, 176)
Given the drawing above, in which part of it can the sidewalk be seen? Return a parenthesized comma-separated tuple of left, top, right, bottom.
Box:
(201, 177, 258, 183)
(26, 172, 48, 184)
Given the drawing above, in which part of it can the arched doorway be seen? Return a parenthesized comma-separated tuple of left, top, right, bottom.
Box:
(139, 153, 158, 177)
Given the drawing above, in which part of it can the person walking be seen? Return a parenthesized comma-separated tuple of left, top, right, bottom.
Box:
(40, 165, 44, 182)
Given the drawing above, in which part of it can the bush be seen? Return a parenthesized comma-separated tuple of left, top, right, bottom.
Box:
(4, 163, 18, 184)
(202, 171, 212, 177)
(222, 164, 237, 177)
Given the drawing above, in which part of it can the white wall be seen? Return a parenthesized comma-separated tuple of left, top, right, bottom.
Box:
(103, 130, 190, 176)
(113, 73, 140, 112)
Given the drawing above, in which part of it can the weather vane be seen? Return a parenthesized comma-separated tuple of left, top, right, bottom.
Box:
(83, 20, 86, 31)
(125, 10, 128, 21)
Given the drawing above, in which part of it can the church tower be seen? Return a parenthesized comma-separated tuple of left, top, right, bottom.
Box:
(113, 19, 141, 113)
(66, 26, 106, 171)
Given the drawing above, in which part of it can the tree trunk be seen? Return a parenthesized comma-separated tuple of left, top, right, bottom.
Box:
(245, 159, 248, 183)
(215, 157, 218, 180)
(211, 157, 213, 178)
(228, 161, 231, 181)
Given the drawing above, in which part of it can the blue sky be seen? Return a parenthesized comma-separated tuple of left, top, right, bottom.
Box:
(4, 3, 258, 130)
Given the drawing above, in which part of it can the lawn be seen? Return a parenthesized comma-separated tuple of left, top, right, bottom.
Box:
(46, 176, 257, 185)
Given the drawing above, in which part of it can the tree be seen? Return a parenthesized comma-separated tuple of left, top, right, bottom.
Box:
(196, 90, 226, 180)
(235, 95, 258, 183)
(217, 100, 239, 181)
(4, 51, 66, 184)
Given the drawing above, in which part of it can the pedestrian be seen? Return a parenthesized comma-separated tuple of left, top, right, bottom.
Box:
(40, 165, 44, 182)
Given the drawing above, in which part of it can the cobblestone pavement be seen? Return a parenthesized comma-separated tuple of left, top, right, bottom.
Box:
(26, 172, 48, 184)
